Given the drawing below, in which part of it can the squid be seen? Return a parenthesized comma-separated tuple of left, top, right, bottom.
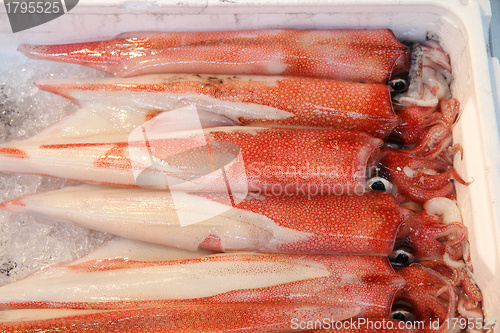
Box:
(34, 74, 399, 139)
(1, 186, 480, 304)
(0, 250, 458, 333)
(0, 126, 381, 195)
(390, 99, 460, 154)
(0, 116, 461, 203)
(17, 29, 410, 84)
(0, 253, 404, 313)
(1, 29, 481, 332)
(29, 36, 457, 146)
(0, 186, 466, 262)
(377, 148, 466, 204)
(16, 29, 458, 160)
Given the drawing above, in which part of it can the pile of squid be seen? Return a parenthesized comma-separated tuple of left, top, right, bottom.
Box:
(0, 29, 486, 332)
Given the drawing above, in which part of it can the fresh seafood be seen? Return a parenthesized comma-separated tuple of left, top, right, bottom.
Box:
(0, 126, 382, 195)
(0, 28, 484, 333)
(3, 30, 461, 202)
(302, 323, 416, 333)
(377, 148, 465, 204)
(0, 119, 461, 203)
(0, 250, 460, 333)
(0, 186, 466, 262)
(0, 253, 404, 313)
(0, 303, 359, 333)
(34, 74, 398, 139)
(390, 99, 459, 150)
(30, 39, 458, 146)
(18, 29, 410, 84)
(0, 236, 482, 333)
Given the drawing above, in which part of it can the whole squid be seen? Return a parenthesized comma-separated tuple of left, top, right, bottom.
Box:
(18, 29, 457, 154)
(0, 118, 461, 203)
(0, 126, 381, 195)
(32, 41, 458, 148)
(18, 29, 410, 84)
(34, 74, 399, 139)
(0, 249, 458, 333)
(0, 186, 465, 262)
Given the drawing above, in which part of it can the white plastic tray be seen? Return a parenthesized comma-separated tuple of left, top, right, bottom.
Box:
(1, 0, 499, 324)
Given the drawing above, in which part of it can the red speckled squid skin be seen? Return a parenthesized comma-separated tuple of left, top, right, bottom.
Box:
(18, 29, 410, 83)
(0, 303, 349, 333)
(0, 255, 458, 333)
(149, 127, 382, 194)
(200, 191, 412, 254)
(0, 254, 404, 317)
(0, 127, 382, 195)
(377, 149, 456, 204)
(0, 187, 467, 261)
(35, 75, 398, 139)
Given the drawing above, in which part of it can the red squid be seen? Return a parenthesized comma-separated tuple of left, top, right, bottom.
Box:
(0, 120, 461, 203)
(0, 252, 458, 333)
(34, 74, 399, 139)
(0, 126, 381, 195)
(18, 29, 410, 84)
(0, 186, 467, 262)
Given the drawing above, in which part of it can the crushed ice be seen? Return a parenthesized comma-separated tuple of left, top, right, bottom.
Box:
(0, 54, 110, 285)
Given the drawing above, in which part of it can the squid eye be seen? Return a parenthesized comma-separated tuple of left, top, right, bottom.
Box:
(390, 301, 416, 322)
(366, 177, 393, 193)
(383, 142, 403, 149)
(390, 78, 409, 93)
(390, 309, 416, 323)
(389, 248, 415, 267)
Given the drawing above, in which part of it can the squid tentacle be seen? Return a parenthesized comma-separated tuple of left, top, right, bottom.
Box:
(396, 263, 457, 333)
(377, 149, 460, 204)
(3, 29, 483, 333)
(403, 125, 453, 159)
(391, 40, 459, 156)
